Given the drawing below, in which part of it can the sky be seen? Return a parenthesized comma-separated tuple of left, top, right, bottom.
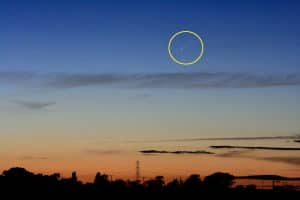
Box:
(0, 0, 300, 181)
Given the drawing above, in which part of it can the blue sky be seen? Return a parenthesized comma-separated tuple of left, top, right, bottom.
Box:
(0, 0, 300, 141)
(1, 0, 300, 73)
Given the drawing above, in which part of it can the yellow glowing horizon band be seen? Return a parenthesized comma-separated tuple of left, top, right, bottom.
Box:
(168, 30, 204, 66)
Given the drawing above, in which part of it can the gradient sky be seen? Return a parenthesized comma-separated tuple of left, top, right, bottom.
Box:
(1, 0, 300, 181)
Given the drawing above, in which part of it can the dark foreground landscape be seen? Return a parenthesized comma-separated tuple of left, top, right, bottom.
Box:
(0, 167, 299, 199)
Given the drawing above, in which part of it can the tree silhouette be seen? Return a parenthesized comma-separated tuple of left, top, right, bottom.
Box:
(145, 176, 165, 193)
(203, 172, 235, 191)
(0, 167, 298, 199)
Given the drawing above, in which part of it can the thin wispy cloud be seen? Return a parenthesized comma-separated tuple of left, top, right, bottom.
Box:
(0, 71, 36, 82)
(262, 157, 300, 166)
(217, 150, 253, 157)
(126, 135, 299, 143)
(45, 73, 127, 88)
(133, 93, 152, 99)
(217, 150, 300, 166)
(1, 71, 300, 89)
(85, 149, 122, 155)
(43, 72, 300, 89)
(210, 145, 300, 151)
(140, 150, 214, 155)
(18, 156, 48, 160)
(13, 100, 56, 110)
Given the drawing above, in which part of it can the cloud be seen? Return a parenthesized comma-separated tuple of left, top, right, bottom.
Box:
(0, 71, 35, 83)
(127, 136, 299, 143)
(47, 72, 300, 89)
(18, 156, 48, 160)
(140, 150, 214, 155)
(217, 150, 300, 166)
(217, 150, 253, 157)
(262, 157, 300, 166)
(210, 145, 300, 151)
(45, 73, 127, 88)
(13, 100, 56, 110)
(85, 149, 122, 155)
(133, 93, 152, 99)
(2, 71, 300, 89)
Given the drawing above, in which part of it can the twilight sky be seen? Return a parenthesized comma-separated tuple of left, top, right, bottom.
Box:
(0, 0, 300, 180)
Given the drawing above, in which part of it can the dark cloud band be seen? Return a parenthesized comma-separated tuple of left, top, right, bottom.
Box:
(12, 100, 56, 110)
(1, 71, 300, 89)
(211, 145, 300, 151)
(140, 150, 214, 154)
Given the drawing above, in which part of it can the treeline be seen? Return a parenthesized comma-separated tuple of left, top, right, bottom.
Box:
(0, 167, 299, 199)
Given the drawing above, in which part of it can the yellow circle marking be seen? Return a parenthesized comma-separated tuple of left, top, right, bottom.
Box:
(168, 30, 204, 66)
